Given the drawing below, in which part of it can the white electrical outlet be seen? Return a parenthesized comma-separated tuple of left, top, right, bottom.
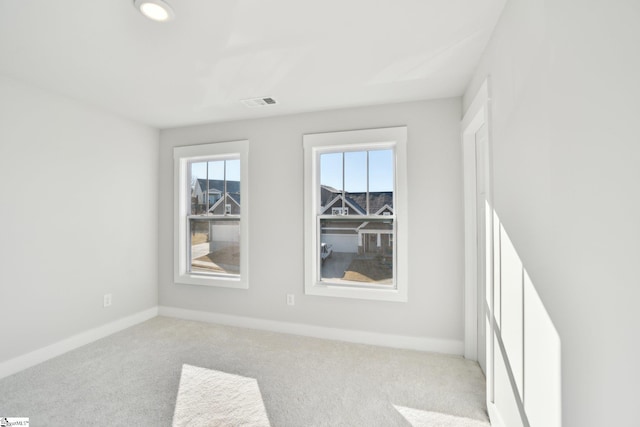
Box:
(103, 293, 112, 307)
(286, 294, 295, 306)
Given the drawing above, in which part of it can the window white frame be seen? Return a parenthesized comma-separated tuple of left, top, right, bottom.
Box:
(174, 140, 249, 289)
(303, 127, 408, 302)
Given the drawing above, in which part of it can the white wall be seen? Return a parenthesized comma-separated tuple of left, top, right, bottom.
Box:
(0, 75, 159, 363)
(464, 0, 640, 425)
(159, 99, 464, 344)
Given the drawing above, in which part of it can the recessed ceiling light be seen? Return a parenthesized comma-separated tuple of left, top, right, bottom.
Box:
(134, 0, 175, 22)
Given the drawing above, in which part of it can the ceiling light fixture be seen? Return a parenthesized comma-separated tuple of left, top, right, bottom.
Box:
(134, 0, 175, 22)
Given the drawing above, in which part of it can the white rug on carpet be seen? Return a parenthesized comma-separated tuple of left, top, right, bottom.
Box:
(394, 405, 490, 427)
(173, 364, 271, 427)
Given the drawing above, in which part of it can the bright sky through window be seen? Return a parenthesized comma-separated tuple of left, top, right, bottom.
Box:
(191, 159, 241, 181)
(320, 149, 393, 192)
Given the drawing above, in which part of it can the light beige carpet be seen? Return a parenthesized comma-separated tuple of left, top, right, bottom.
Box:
(1, 317, 488, 426)
(173, 364, 271, 427)
(394, 406, 491, 427)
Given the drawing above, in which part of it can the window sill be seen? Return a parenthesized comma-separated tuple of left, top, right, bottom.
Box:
(175, 273, 248, 289)
(305, 281, 407, 302)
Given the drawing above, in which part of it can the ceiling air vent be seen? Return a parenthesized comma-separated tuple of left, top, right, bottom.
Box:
(241, 97, 277, 107)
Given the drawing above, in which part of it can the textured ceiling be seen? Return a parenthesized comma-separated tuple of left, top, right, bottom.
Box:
(0, 0, 505, 128)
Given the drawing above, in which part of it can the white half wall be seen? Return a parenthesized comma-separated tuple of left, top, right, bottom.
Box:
(0, 75, 159, 363)
(464, 0, 640, 425)
(159, 99, 465, 347)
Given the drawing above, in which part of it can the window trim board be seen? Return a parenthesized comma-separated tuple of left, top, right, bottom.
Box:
(303, 126, 408, 302)
(173, 140, 249, 289)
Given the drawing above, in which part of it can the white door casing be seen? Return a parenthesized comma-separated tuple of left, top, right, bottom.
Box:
(475, 123, 488, 374)
(462, 79, 494, 402)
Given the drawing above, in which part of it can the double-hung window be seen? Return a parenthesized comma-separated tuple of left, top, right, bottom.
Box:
(174, 140, 249, 288)
(303, 127, 408, 301)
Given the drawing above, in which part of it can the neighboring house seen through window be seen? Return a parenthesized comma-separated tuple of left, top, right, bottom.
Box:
(303, 127, 408, 302)
(174, 140, 249, 288)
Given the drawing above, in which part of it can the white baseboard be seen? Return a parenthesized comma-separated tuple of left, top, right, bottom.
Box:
(0, 307, 158, 379)
(0, 306, 464, 380)
(159, 306, 464, 355)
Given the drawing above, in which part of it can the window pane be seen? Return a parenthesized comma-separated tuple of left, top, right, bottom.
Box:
(320, 152, 343, 213)
(319, 218, 393, 286)
(190, 161, 208, 214)
(190, 218, 240, 276)
(368, 149, 394, 215)
(206, 160, 225, 213)
(344, 151, 367, 214)
(225, 159, 241, 215)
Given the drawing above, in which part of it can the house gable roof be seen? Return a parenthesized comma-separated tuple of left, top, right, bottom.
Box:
(321, 195, 366, 215)
(374, 204, 394, 215)
(320, 192, 393, 215)
(208, 192, 241, 213)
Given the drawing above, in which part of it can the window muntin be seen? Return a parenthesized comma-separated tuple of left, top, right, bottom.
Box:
(174, 140, 249, 289)
(303, 127, 407, 302)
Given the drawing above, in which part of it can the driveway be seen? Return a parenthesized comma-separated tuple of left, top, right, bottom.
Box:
(321, 252, 356, 280)
(191, 242, 210, 259)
